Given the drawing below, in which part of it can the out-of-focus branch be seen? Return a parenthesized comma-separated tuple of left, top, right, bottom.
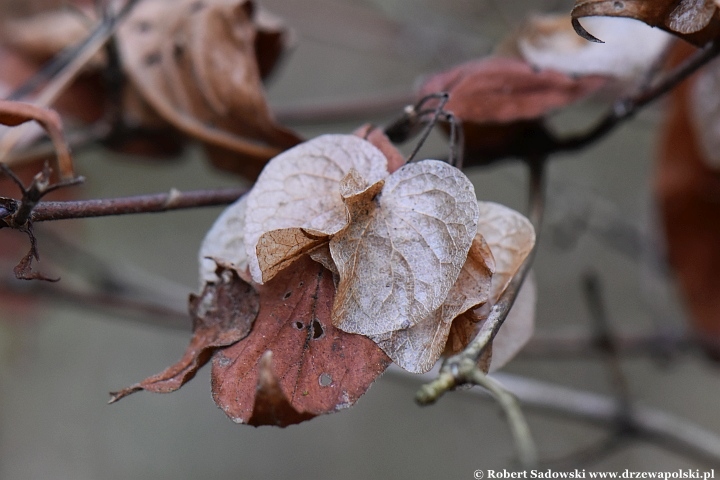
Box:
(390, 366, 720, 467)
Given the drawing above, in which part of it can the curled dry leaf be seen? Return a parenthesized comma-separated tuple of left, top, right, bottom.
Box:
(572, 0, 720, 45)
(330, 160, 479, 338)
(244, 134, 388, 283)
(211, 256, 391, 426)
(445, 202, 536, 370)
(109, 262, 259, 403)
(500, 14, 671, 83)
(0, 100, 75, 180)
(117, 0, 301, 180)
(417, 57, 608, 163)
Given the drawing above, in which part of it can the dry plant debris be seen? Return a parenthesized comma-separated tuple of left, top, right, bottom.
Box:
(572, 0, 720, 45)
(0, 0, 300, 180)
(111, 133, 535, 425)
(416, 57, 608, 162)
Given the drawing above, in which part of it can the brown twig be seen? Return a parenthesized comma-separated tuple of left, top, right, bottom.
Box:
(26, 187, 247, 222)
(552, 38, 720, 154)
(391, 366, 720, 467)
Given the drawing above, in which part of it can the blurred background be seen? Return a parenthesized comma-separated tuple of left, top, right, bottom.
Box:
(1, 0, 718, 478)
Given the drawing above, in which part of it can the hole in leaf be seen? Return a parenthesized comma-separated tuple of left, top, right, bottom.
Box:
(319, 373, 332, 387)
(283, 291, 292, 300)
(312, 319, 324, 339)
(294, 321, 303, 330)
(298, 281, 304, 288)
(613, 1, 623, 9)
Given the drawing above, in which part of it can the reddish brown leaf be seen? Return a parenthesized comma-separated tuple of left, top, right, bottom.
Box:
(352, 123, 405, 173)
(246, 351, 316, 427)
(656, 41, 720, 356)
(419, 57, 608, 125)
(211, 255, 391, 426)
(109, 263, 259, 402)
(417, 57, 608, 162)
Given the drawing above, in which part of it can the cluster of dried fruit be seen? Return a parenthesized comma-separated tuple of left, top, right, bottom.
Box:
(111, 132, 535, 426)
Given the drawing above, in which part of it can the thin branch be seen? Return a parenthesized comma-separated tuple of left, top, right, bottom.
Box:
(24, 187, 247, 222)
(470, 371, 538, 468)
(493, 372, 720, 467)
(582, 271, 633, 417)
(392, 366, 720, 467)
(0, 272, 188, 330)
(553, 38, 720, 154)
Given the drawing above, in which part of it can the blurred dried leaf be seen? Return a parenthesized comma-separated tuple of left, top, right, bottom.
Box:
(244, 134, 388, 283)
(330, 160, 479, 338)
(501, 14, 671, 83)
(211, 256, 390, 426)
(656, 41, 720, 355)
(0, 99, 75, 179)
(420, 57, 608, 125)
(418, 57, 608, 163)
(109, 263, 259, 402)
(572, 0, 720, 45)
(116, 0, 301, 179)
(1, 8, 103, 67)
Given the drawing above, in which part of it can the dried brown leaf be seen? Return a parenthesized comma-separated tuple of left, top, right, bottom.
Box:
(445, 202, 536, 369)
(476, 201, 535, 302)
(117, 0, 301, 180)
(1, 8, 101, 65)
(0, 100, 75, 180)
(418, 57, 607, 163)
(501, 14, 671, 82)
(244, 134, 388, 283)
(572, 0, 720, 45)
(245, 351, 316, 427)
(109, 263, 259, 403)
(419, 57, 608, 126)
(657, 41, 720, 355)
(370, 233, 494, 373)
(330, 160, 479, 338)
(199, 196, 251, 284)
(211, 256, 390, 426)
